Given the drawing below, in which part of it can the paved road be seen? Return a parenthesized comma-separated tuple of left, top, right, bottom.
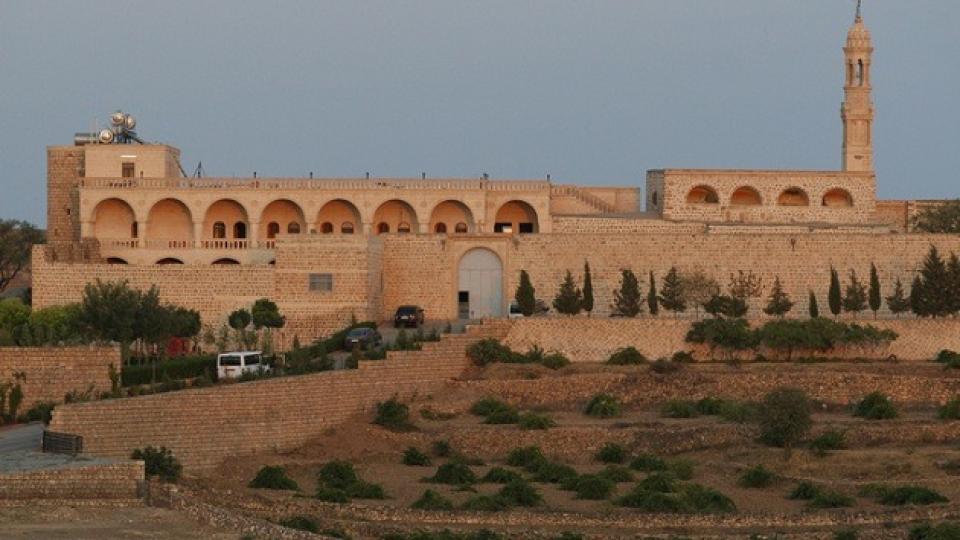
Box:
(0, 423, 43, 454)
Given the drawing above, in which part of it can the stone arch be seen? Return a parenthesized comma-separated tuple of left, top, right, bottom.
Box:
(494, 200, 538, 234)
(156, 257, 184, 265)
(212, 258, 240, 265)
(730, 186, 762, 206)
(316, 199, 361, 235)
(92, 198, 137, 240)
(259, 199, 305, 239)
(266, 222, 281, 239)
(146, 198, 193, 245)
(429, 200, 475, 234)
(822, 188, 854, 207)
(204, 199, 249, 239)
(686, 185, 720, 204)
(457, 248, 504, 319)
(777, 188, 810, 206)
(373, 199, 419, 235)
(105, 257, 128, 265)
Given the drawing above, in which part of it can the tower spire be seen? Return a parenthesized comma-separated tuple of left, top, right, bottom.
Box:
(841, 1, 874, 172)
(856, 0, 863, 22)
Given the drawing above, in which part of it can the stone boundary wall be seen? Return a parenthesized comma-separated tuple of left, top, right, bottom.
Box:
(0, 461, 143, 502)
(0, 346, 118, 408)
(502, 318, 960, 363)
(49, 322, 511, 472)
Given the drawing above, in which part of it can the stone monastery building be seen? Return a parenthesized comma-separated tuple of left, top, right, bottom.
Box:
(32, 8, 960, 342)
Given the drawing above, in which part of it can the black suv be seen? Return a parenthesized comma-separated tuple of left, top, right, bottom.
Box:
(344, 327, 382, 350)
(394, 305, 425, 328)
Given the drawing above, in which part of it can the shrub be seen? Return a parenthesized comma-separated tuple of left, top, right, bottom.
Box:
(637, 472, 678, 493)
(909, 522, 960, 540)
(854, 392, 897, 420)
(483, 407, 520, 424)
(530, 462, 578, 483)
(661, 400, 699, 419)
(584, 393, 621, 418)
(718, 400, 759, 423)
(940, 398, 960, 420)
(650, 358, 682, 374)
(789, 481, 822, 500)
(695, 397, 725, 415)
(375, 397, 413, 430)
(461, 495, 510, 512)
(467, 339, 517, 366)
(630, 454, 668, 472)
(121, 354, 217, 386)
(20, 401, 55, 424)
(834, 530, 858, 540)
(597, 465, 634, 483)
(541, 352, 570, 370)
(595, 442, 627, 464)
(428, 462, 477, 485)
(671, 351, 696, 363)
(809, 430, 846, 456)
(809, 489, 854, 509)
(681, 483, 737, 513)
(498, 480, 542, 507)
(318, 460, 359, 490)
(668, 459, 695, 480)
(758, 388, 812, 450)
(616, 481, 735, 513)
(315, 486, 349, 503)
(469, 397, 512, 417)
(411, 489, 454, 510)
(861, 485, 949, 506)
(481, 467, 523, 484)
(506, 446, 547, 469)
(607, 347, 647, 365)
(403, 447, 432, 466)
(738, 465, 775, 488)
(249, 466, 299, 490)
(518, 412, 555, 430)
(686, 318, 756, 352)
(431, 440, 452, 457)
(131, 446, 181, 483)
(279, 516, 318, 533)
(347, 480, 387, 499)
(572, 474, 615, 500)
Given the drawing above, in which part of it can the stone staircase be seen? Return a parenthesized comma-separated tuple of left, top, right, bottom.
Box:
(551, 185, 618, 214)
(382, 319, 513, 370)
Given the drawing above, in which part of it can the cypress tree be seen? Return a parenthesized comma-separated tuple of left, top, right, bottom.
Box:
(828, 267, 842, 318)
(842, 270, 868, 317)
(553, 270, 583, 315)
(647, 271, 659, 316)
(910, 275, 923, 317)
(763, 276, 794, 318)
(659, 266, 686, 317)
(916, 246, 950, 317)
(808, 291, 819, 319)
(885, 277, 910, 318)
(868, 263, 882, 318)
(611, 269, 642, 317)
(515, 270, 536, 317)
(581, 261, 594, 316)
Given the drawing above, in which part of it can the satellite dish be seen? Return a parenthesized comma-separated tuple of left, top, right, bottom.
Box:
(98, 129, 115, 143)
(124, 115, 136, 130)
(110, 111, 126, 126)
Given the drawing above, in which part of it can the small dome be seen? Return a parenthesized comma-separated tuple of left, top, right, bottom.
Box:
(846, 19, 872, 49)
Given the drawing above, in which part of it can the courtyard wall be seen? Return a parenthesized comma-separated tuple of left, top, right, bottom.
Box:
(0, 346, 118, 409)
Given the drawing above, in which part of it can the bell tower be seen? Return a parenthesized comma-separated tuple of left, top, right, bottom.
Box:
(841, 0, 875, 172)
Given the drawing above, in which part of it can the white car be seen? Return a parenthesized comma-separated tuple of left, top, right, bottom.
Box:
(217, 351, 271, 380)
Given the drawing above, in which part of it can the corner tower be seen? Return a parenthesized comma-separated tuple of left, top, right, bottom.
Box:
(841, 1, 875, 172)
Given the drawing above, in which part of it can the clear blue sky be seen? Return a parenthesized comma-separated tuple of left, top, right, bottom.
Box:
(1, 1, 958, 225)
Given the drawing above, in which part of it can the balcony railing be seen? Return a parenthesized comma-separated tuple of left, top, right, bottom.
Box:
(79, 177, 551, 192)
(98, 238, 276, 250)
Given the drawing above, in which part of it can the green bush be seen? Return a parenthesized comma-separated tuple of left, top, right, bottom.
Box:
(121, 355, 217, 386)
(315, 486, 349, 503)
(481, 467, 523, 484)
(861, 485, 949, 506)
(935, 350, 960, 364)
(607, 347, 647, 365)
(940, 398, 960, 420)
(469, 398, 511, 417)
(788, 481, 822, 500)
(346, 480, 387, 499)
(572, 474, 615, 500)
(668, 459, 696, 480)
(595, 442, 627, 464)
(810, 430, 846, 456)
(695, 397, 725, 415)
(248, 466, 299, 490)
(428, 462, 477, 485)
(431, 440, 452, 457)
(638, 472, 677, 493)
(375, 397, 413, 430)
(518, 412, 555, 430)
(541, 352, 570, 370)
(483, 406, 520, 425)
(909, 522, 960, 540)
(661, 400, 699, 419)
(318, 460, 359, 490)
(718, 400, 759, 423)
(650, 358, 681, 374)
(597, 465, 634, 483)
(383, 530, 503, 540)
(498, 480, 542, 507)
(506, 446, 547, 469)
(853, 392, 898, 420)
(809, 489, 855, 509)
(616, 481, 735, 514)
(758, 388, 812, 450)
(686, 318, 756, 352)
(467, 339, 518, 366)
(411, 489, 454, 510)
(671, 351, 696, 363)
(530, 462, 578, 483)
(279, 516, 318, 533)
(403, 447, 432, 466)
(630, 454, 668, 472)
(19, 401, 55, 424)
(131, 446, 182, 483)
(738, 465, 775, 488)
(584, 393, 621, 418)
(834, 530, 858, 540)
(461, 495, 510, 512)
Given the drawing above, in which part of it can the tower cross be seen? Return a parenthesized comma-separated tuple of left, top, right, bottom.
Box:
(856, 0, 863, 21)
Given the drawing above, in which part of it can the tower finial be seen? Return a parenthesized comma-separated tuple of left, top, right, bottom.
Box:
(856, 0, 863, 22)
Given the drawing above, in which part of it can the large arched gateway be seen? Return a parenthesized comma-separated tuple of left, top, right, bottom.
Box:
(457, 248, 503, 319)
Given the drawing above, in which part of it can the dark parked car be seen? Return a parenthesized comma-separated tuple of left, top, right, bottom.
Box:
(394, 305, 425, 328)
(344, 327, 382, 350)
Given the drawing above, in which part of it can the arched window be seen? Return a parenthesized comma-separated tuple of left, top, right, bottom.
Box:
(341, 222, 354, 234)
(397, 222, 411, 234)
(455, 222, 468, 234)
(212, 258, 240, 265)
(686, 186, 719, 204)
(234, 222, 247, 239)
(434, 223, 447, 234)
(213, 222, 226, 239)
(822, 188, 854, 207)
(106, 257, 128, 265)
(266, 222, 280, 239)
(321, 222, 334, 234)
(131, 222, 139, 238)
(777, 188, 810, 207)
(377, 222, 390, 234)
(730, 186, 762, 206)
(857, 59, 864, 86)
(287, 222, 301, 234)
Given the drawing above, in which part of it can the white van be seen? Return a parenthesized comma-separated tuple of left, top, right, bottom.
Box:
(217, 351, 270, 380)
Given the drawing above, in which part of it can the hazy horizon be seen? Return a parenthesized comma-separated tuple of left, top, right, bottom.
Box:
(2, 1, 959, 225)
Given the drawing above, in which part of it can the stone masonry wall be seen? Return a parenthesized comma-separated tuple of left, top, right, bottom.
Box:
(0, 462, 143, 502)
(0, 346, 118, 408)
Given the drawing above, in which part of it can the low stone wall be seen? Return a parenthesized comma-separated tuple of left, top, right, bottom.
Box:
(503, 318, 960, 363)
(0, 346, 118, 409)
(49, 321, 512, 472)
(0, 461, 143, 502)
